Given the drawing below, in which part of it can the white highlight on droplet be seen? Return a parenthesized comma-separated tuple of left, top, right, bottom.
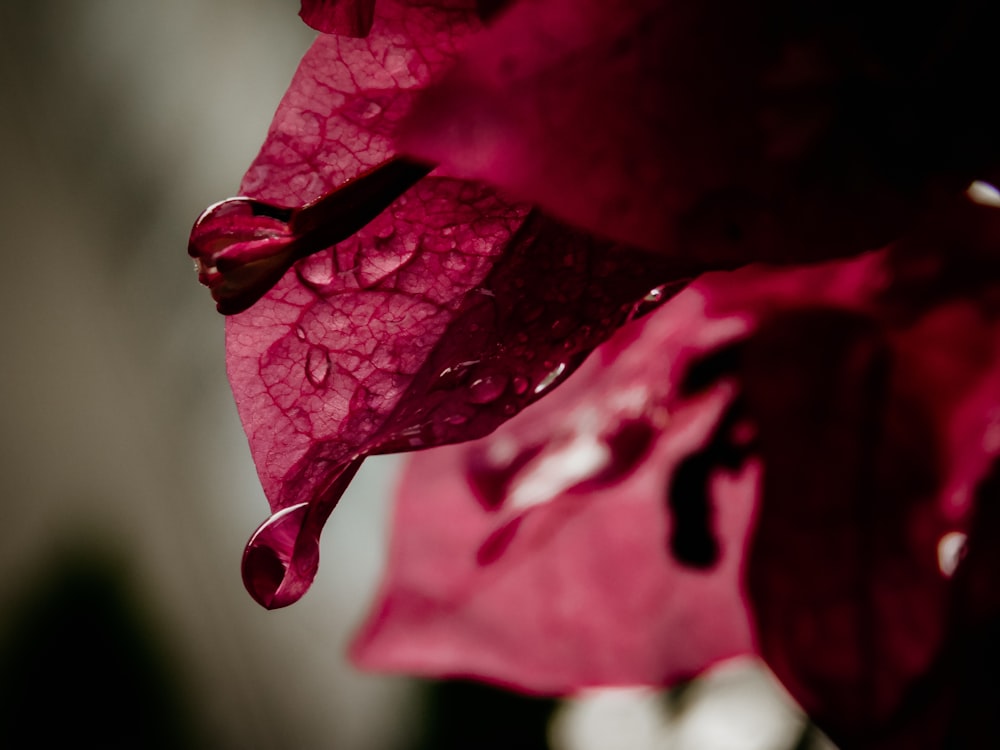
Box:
(937, 530, 967, 578)
(966, 180, 1000, 207)
(534, 361, 567, 395)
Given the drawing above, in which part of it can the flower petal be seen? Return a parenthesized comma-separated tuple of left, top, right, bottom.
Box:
(227, 0, 692, 607)
(397, 0, 1000, 261)
(717, 205, 1000, 744)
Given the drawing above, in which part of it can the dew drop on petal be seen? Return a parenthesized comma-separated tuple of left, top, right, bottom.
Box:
(306, 345, 331, 387)
(298, 253, 336, 287)
(374, 223, 396, 240)
(512, 375, 529, 395)
(468, 373, 509, 404)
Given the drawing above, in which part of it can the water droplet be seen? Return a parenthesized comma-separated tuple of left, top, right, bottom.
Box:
(298, 253, 335, 287)
(295, 325, 307, 340)
(444, 413, 469, 426)
(533, 362, 567, 395)
(306, 345, 331, 387)
(468, 373, 509, 404)
(512, 376, 529, 395)
(241, 503, 318, 609)
(435, 360, 480, 389)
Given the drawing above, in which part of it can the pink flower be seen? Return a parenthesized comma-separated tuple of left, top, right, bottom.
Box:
(190, 0, 1000, 744)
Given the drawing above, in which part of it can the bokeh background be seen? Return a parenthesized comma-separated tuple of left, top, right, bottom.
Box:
(0, 2, 831, 748)
(0, 2, 429, 747)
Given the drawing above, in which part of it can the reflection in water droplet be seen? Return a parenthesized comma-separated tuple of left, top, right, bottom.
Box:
(468, 373, 509, 404)
(306, 345, 331, 387)
(435, 360, 480, 390)
(374, 223, 396, 240)
(298, 253, 336, 287)
(241, 502, 318, 609)
(444, 413, 469, 426)
(533, 362, 567, 395)
(295, 325, 307, 340)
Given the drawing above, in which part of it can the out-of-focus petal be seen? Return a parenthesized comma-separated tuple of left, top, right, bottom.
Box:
(735, 203, 1000, 745)
(351, 286, 759, 691)
(397, 0, 1000, 262)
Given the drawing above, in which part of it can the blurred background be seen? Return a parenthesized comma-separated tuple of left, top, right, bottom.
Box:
(0, 2, 829, 748)
(0, 2, 430, 747)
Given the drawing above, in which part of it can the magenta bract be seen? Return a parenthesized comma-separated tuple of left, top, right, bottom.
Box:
(397, 0, 1000, 262)
(222, 0, 695, 608)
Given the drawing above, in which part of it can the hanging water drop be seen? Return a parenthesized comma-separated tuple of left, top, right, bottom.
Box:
(241, 502, 317, 610)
